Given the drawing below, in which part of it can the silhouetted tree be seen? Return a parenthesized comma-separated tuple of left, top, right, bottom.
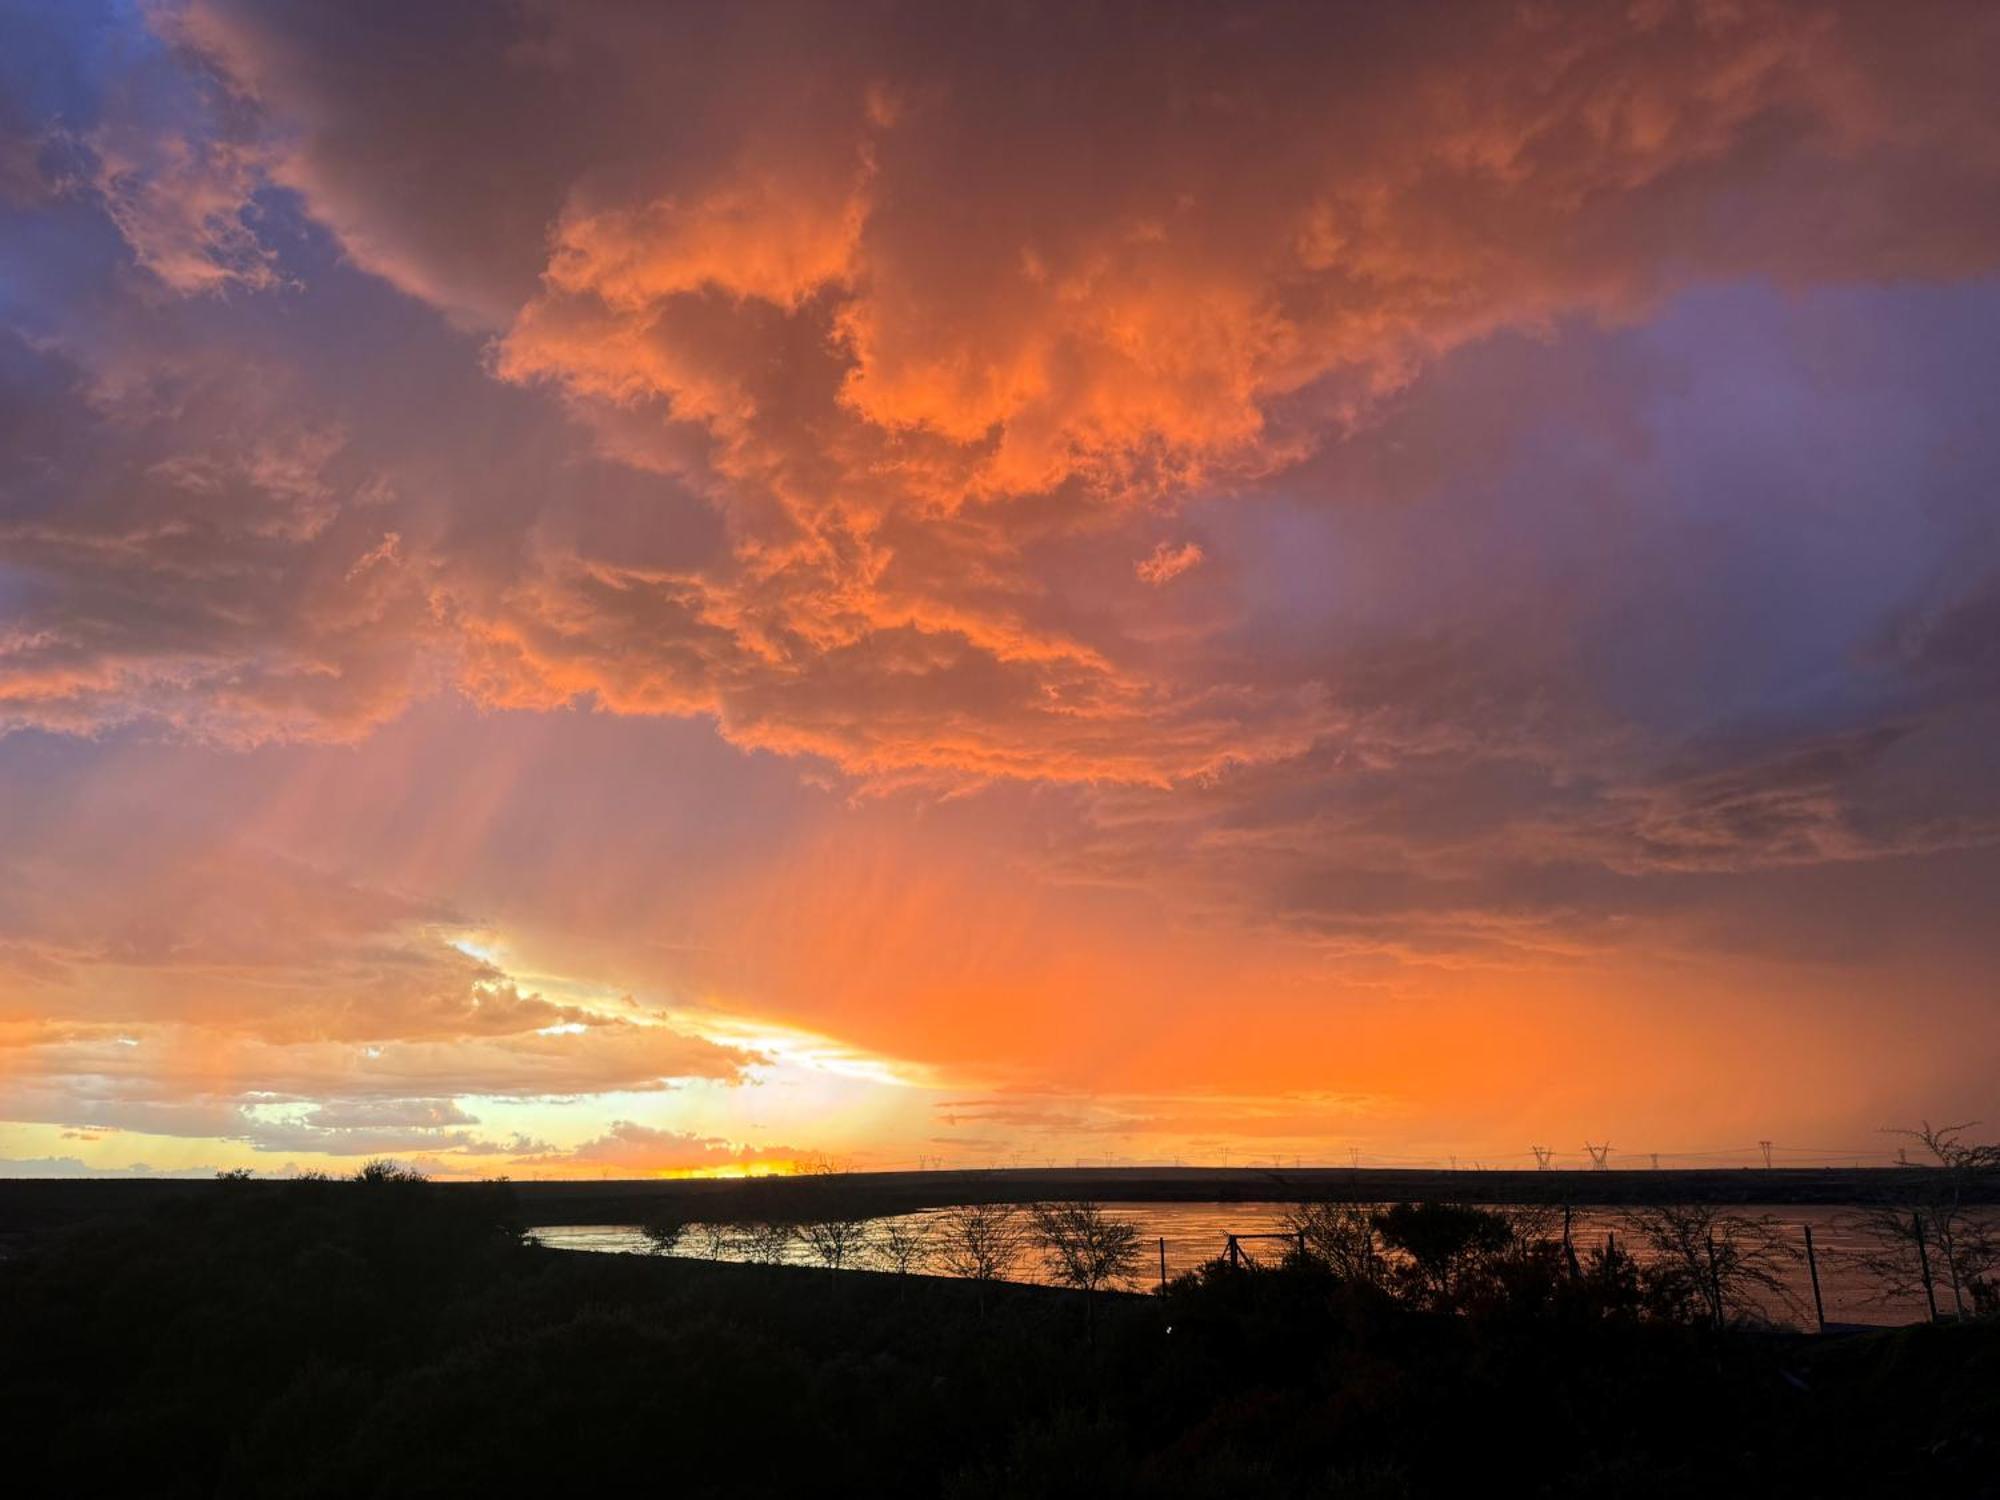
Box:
(640, 1213, 687, 1256)
(689, 1220, 734, 1259)
(1837, 1122, 1999, 1319)
(1372, 1202, 1512, 1308)
(1495, 1199, 1565, 1258)
(1622, 1203, 1802, 1328)
(1285, 1199, 1383, 1284)
(1029, 1201, 1142, 1336)
(873, 1216, 935, 1279)
(734, 1220, 795, 1265)
(936, 1203, 1024, 1310)
(353, 1158, 427, 1184)
(793, 1156, 872, 1279)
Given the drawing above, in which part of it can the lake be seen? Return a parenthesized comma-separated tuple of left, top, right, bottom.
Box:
(529, 1199, 1950, 1328)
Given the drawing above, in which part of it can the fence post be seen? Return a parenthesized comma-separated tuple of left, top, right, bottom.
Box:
(1803, 1224, 1826, 1334)
(1705, 1233, 1725, 1331)
(1297, 1229, 1308, 1261)
(1913, 1210, 1938, 1322)
(1228, 1234, 1241, 1270)
(1562, 1204, 1580, 1279)
(1158, 1235, 1168, 1293)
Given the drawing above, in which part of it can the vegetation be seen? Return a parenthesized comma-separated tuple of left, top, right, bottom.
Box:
(1370, 1201, 1515, 1307)
(639, 1210, 687, 1256)
(732, 1219, 796, 1265)
(1837, 1122, 2000, 1320)
(933, 1201, 1026, 1306)
(4, 1167, 1997, 1497)
(793, 1156, 874, 1275)
(688, 1219, 734, 1258)
(1029, 1200, 1145, 1334)
(872, 1214, 935, 1278)
(1285, 1197, 1382, 1284)
(1619, 1202, 1803, 1328)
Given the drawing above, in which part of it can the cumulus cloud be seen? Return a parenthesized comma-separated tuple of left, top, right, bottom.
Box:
(0, 324, 445, 743)
(18, 0, 1969, 786)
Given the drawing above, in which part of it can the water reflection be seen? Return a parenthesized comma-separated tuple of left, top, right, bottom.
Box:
(529, 1200, 1944, 1328)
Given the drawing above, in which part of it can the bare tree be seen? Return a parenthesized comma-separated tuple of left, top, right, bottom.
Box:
(1284, 1199, 1383, 1284)
(1837, 1122, 1999, 1319)
(934, 1202, 1025, 1308)
(640, 1212, 687, 1256)
(873, 1217, 935, 1278)
(798, 1217, 872, 1274)
(1495, 1199, 1565, 1254)
(792, 1156, 872, 1278)
(688, 1220, 734, 1259)
(1029, 1201, 1142, 1335)
(1622, 1203, 1803, 1328)
(734, 1220, 796, 1265)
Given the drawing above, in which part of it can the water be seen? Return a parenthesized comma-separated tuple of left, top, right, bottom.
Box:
(529, 1200, 1946, 1328)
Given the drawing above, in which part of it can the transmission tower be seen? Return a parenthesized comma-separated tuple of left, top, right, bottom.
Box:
(1585, 1141, 1612, 1170)
(1759, 1139, 1774, 1169)
(1531, 1145, 1553, 1170)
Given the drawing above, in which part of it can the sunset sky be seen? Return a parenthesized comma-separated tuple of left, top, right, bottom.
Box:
(4, 0, 1999, 1179)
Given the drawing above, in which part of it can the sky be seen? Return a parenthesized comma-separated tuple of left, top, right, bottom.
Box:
(3, 0, 1999, 1179)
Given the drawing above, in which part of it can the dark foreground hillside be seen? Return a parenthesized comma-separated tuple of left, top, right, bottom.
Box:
(2, 1176, 1994, 1498)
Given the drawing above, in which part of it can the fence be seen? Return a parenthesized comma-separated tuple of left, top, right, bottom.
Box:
(1181, 1212, 1993, 1334)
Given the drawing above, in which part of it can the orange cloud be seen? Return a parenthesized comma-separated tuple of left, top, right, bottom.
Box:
(514, 1121, 800, 1177)
(1136, 541, 1204, 586)
(5, 0, 1993, 790)
(154, 0, 2000, 789)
